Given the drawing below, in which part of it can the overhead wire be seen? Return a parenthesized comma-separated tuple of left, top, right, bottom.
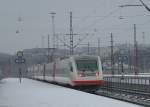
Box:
(73, 10, 97, 29)
(70, 7, 121, 48)
(58, 1, 150, 49)
(77, 7, 120, 32)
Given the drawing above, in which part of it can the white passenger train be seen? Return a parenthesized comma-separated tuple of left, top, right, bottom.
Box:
(28, 55, 104, 86)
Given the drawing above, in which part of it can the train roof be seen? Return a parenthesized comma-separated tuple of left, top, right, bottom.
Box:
(72, 55, 99, 59)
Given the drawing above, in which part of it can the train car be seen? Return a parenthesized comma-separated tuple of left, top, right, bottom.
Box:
(28, 55, 104, 86)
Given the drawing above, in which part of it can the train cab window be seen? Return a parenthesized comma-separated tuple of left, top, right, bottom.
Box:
(76, 59, 98, 71)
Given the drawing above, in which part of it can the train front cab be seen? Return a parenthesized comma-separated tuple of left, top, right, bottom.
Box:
(71, 56, 104, 86)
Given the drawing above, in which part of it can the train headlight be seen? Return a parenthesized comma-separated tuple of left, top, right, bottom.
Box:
(96, 72, 100, 77)
(79, 73, 83, 77)
(78, 72, 84, 77)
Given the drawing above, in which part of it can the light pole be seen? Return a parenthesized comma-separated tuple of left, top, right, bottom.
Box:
(49, 12, 56, 49)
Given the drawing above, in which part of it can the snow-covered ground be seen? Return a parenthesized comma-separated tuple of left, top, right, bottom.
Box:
(0, 78, 143, 107)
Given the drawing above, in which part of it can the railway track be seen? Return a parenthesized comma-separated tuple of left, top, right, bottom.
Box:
(93, 85, 150, 107)
(91, 76, 150, 106)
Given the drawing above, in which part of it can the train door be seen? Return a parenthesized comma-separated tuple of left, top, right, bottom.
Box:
(69, 60, 77, 81)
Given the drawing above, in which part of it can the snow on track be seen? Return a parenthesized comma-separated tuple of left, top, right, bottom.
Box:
(0, 78, 143, 107)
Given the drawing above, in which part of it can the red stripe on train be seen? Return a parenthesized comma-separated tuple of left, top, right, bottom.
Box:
(72, 80, 104, 86)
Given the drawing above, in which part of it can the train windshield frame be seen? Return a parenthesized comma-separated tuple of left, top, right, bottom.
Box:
(75, 59, 98, 71)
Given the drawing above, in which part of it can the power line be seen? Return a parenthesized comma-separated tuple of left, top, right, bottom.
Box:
(119, 4, 143, 8)
(73, 14, 150, 19)
(78, 7, 120, 32)
(67, 8, 121, 48)
(73, 10, 97, 29)
(139, 0, 150, 12)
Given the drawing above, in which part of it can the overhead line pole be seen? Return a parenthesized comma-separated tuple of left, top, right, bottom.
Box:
(41, 36, 44, 48)
(110, 33, 114, 75)
(50, 12, 56, 49)
(142, 32, 145, 45)
(133, 24, 138, 75)
(47, 34, 50, 63)
(98, 38, 100, 56)
(70, 12, 74, 55)
(87, 42, 90, 55)
(49, 12, 56, 62)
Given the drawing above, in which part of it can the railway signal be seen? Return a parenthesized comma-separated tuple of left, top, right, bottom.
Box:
(15, 51, 26, 64)
(15, 58, 26, 64)
(118, 55, 128, 64)
(15, 51, 26, 83)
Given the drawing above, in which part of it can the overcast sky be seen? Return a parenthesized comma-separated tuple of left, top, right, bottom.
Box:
(0, 0, 150, 54)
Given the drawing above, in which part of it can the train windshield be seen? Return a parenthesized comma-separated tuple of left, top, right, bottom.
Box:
(76, 59, 98, 71)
